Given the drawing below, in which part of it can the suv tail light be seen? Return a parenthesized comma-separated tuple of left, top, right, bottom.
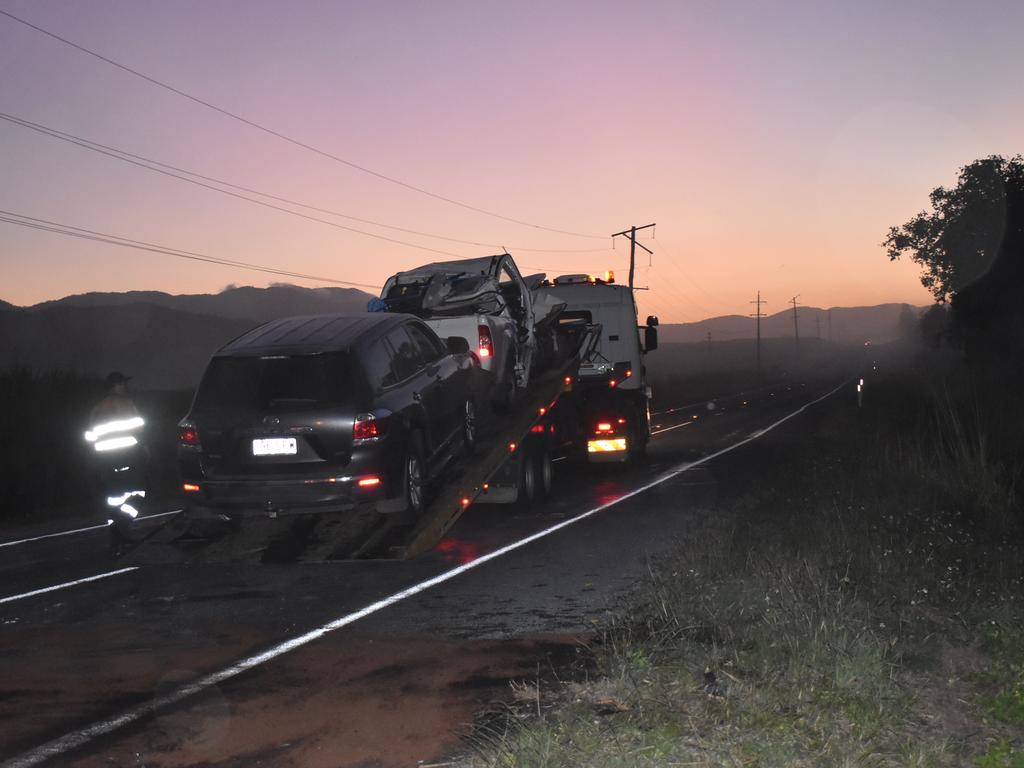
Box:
(353, 413, 382, 442)
(477, 325, 492, 359)
(179, 422, 200, 447)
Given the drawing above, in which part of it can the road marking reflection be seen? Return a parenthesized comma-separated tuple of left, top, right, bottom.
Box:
(0, 567, 138, 605)
(0, 510, 182, 549)
(7, 381, 850, 768)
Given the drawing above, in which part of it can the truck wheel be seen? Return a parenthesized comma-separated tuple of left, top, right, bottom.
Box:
(517, 449, 538, 507)
(535, 448, 553, 500)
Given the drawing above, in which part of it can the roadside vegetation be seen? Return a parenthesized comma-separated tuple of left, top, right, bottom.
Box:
(0, 367, 192, 524)
(464, 349, 1024, 767)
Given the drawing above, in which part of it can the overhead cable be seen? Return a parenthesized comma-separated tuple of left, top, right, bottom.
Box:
(0, 209, 380, 289)
(0, 9, 606, 240)
(0, 112, 611, 255)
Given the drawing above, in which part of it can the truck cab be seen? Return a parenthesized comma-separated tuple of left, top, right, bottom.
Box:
(533, 273, 657, 462)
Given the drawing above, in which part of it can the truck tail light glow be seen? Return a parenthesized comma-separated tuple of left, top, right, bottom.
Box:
(596, 422, 613, 433)
(477, 325, 493, 358)
(357, 476, 381, 488)
(183, 483, 201, 492)
(353, 413, 381, 441)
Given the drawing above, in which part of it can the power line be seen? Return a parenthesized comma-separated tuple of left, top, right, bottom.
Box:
(0, 112, 613, 256)
(0, 8, 606, 240)
(0, 209, 380, 290)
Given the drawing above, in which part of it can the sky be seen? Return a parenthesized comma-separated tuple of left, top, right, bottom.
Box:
(1, 0, 1021, 322)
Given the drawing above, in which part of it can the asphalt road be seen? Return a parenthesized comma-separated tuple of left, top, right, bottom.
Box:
(0, 375, 852, 767)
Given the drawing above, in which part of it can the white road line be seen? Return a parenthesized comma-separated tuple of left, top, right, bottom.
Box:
(651, 420, 695, 436)
(0, 510, 182, 549)
(0, 567, 138, 606)
(0, 521, 112, 548)
(6, 380, 849, 768)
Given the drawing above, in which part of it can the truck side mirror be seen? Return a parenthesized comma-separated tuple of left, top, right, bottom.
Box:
(446, 336, 470, 355)
(644, 326, 658, 352)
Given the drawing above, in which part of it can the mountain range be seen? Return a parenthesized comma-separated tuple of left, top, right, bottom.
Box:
(0, 284, 924, 389)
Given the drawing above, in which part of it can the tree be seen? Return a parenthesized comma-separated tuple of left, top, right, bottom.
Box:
(884, 155, 1024, 303)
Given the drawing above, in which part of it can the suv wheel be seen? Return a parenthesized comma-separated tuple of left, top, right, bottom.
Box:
(463, 399, 477, 454)
(405, 443, 425, 517)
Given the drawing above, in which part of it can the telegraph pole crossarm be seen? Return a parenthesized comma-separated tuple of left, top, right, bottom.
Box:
(612, 223, 655, 290)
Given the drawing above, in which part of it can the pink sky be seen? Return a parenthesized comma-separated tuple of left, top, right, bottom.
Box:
(1, 1, 1021, 321)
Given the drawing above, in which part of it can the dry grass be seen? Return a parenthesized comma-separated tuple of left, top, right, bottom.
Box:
(463, 359, 1024, 767)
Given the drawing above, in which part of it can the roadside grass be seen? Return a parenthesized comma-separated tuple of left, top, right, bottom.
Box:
(464, 357, 1024, 767)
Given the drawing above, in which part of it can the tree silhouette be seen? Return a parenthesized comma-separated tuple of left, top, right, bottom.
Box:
(884, 155, 1024, 303)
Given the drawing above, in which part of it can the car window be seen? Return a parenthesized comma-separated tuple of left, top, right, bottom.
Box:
(362, 337, 397, 390)
(385, 326, 424, 382)
(195, 352, 364, 411)
(406, 322, 445, 363)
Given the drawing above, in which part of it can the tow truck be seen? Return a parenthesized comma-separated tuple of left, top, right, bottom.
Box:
(128, 269, 656, 563)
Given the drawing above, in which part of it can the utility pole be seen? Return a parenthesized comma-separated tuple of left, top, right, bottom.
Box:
(816, 315, 821, 339)
(791, 295, 801, 355)
(749, 291, 766, 376)
(707, 331, 712, 360)
(611, 223, 656, 290)
(827, 309, 832, 342)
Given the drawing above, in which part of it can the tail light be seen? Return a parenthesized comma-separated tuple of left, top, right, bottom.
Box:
(179, 422, 200, 447)
(477, 325, 493, 359)
(353, 413, 382, 442)
(596, 422, 614, 434)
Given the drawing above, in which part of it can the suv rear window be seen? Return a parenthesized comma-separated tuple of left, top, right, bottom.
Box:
(194, 352, 366, 411)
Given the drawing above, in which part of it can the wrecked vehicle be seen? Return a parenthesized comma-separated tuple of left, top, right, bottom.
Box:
(376, 254, 549, 409)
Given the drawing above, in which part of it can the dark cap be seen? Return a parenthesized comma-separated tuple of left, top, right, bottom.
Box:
(105, 371, 132, 386)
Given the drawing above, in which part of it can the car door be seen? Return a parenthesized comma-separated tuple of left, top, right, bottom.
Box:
(406, 321, 461, 448)
(384, 324, 447, 465)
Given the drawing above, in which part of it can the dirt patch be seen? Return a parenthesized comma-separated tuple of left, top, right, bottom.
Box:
(63, 635, 584, 768)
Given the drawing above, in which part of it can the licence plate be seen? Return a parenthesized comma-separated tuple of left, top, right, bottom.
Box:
(252, 437, 297, 456)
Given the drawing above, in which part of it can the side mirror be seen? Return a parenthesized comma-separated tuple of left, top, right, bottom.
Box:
(644, 326, 658, 352)
(646, 315, 659, 327)
(446, 336, 470, 355)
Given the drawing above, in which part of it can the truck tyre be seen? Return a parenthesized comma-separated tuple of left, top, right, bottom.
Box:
(535, 447, 553, 500)
(517, 448, 538, 508)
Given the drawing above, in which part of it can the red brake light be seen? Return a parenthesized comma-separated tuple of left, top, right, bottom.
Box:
(183, 483, 201, 493)
(353, 413, 381, 441)
(596, 422, 613, 433)
(179, 424, 200, 446)
(478, 325, 493, 359)
(357, 476, 381, 488)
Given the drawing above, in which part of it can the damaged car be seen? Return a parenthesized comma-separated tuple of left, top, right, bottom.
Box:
(375, 254, 557, 410)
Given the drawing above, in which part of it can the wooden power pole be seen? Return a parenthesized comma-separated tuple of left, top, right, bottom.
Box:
(750, 291, 766, 375)
(612, 223, 656, 290)
(790, 295, 801, 354)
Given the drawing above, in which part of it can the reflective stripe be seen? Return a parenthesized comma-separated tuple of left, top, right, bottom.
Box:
(84, 416, 144, 443)
(94, 435, 138, 452)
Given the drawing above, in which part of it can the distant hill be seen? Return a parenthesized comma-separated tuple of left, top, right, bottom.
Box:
(659, 303, 924, 345)
(28, 283, 374, 321)
(0, 303, 258, 390)
(0, 284, 377, 390)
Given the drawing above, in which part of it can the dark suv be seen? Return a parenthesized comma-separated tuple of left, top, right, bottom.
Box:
(178, 313, 477, 520)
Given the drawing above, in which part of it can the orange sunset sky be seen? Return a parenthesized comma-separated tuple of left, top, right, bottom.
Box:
(2, 1, 1022, 322)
